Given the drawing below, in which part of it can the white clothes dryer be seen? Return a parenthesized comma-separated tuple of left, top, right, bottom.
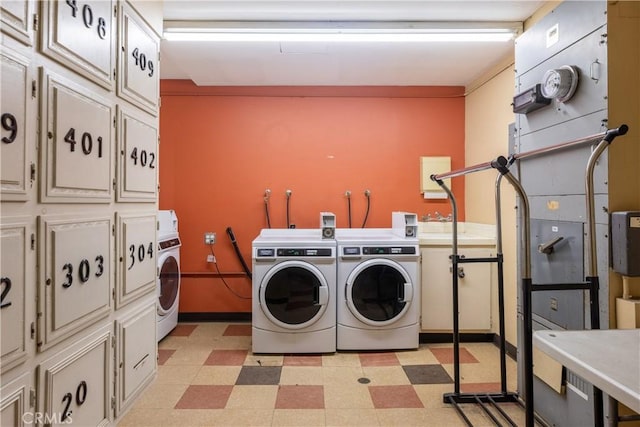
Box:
(157, 210, 181, 341)
(252, 228, 336, 354)
(335, 228, 421, 350)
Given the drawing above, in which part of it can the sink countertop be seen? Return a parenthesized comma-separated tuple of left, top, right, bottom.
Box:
(419, 222, 496, 246)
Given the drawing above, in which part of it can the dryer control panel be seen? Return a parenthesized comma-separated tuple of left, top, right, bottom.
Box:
(363, 246, 417, 255)
(158, 237, 181, 250)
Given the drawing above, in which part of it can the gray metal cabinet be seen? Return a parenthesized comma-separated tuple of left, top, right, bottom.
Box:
(514, 1, 640, 425)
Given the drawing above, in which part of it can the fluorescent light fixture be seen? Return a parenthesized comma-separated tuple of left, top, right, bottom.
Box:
(163, 21, 521, 43)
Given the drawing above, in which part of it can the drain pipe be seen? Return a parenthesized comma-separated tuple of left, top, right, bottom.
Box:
(264, 188, 271, 229)
(285, 189, 293, 228)
(345, 190, 352, 228)
(361, 189, 371, 228)
(226, 227, 252, 280)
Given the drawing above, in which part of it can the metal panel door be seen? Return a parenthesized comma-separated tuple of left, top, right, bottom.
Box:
(530, 219, 585, 330)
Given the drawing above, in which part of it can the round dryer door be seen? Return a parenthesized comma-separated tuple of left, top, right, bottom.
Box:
(158, 254, 180, 314)
(346, 259, 413, 326)
(259, 260, 329, 330)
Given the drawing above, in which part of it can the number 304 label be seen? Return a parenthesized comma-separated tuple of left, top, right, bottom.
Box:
(116, 213, 156, 308)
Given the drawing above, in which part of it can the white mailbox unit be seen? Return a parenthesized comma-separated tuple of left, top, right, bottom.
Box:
(1, 1, 162, 424)
(0, 46, 33, 202)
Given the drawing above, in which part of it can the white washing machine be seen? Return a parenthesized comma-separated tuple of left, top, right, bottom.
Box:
(335, 227, 421, 350)
(157, 210, 181, 341)
(252, 228, 336, 354)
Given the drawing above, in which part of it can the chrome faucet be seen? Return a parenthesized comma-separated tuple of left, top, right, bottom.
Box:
(422, 212, 453, 222)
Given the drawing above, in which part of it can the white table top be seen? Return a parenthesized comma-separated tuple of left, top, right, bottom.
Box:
(533, 329, 640, 413)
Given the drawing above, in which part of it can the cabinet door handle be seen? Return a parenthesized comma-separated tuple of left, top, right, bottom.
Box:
(449, 266, 465, 278)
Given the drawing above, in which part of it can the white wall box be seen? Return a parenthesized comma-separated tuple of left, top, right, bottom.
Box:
(421, 247, 493, 331)
(115, 301, 157, 415)
(0, 0, 34, 47)
(420, 156, 451, 199)
(39, 67, 113, 203)
(117, 1, 160, 116)
(0, 219, 31, 373)
(116, 105, 158, 202)
(0, 371, 33, 427)
(1, 46, 34, 201)
(37, 215, 112, 351)
(39, 0, 115, 90)
(115, 212, 157, 308)
(36, 327, 112, 427)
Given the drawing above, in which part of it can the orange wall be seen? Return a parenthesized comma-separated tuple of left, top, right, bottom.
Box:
(159, 80, 466, 313)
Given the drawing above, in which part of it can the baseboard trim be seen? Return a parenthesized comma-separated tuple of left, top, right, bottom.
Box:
(419, 332, 494, 343)
(493, 334, 518, 361)
(178, 312, 252, 322)
(420, 332, 518, 361)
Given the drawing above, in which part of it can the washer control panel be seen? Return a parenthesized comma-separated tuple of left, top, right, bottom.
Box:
(342, 246, 417, 256)
(256, 248, 333, 257)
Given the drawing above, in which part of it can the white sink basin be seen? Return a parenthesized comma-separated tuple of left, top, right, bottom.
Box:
(418, 222, 496, 246)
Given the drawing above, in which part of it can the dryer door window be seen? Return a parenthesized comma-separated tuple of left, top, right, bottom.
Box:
(260, 261, 329, 330)
(159, 255, 179, 312)
(347, 259, 412, 326)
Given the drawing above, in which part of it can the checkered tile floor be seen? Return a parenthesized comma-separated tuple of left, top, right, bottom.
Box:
(118, 322, 529, 426)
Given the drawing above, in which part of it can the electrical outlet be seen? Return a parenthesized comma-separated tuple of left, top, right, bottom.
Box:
(207, 254, 215, 263)
(204, 232, 216, 245)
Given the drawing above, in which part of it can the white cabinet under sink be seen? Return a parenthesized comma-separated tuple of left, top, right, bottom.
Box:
(420, 243, 494, 332)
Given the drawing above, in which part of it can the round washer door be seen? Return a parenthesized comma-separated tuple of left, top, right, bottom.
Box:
(158, 252, 180, 315)
(345, 258, 413, 326)
(259, 260, 330, 330)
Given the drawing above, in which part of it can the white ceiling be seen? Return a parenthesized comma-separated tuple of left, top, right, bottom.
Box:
(160, 1, 545, 87)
